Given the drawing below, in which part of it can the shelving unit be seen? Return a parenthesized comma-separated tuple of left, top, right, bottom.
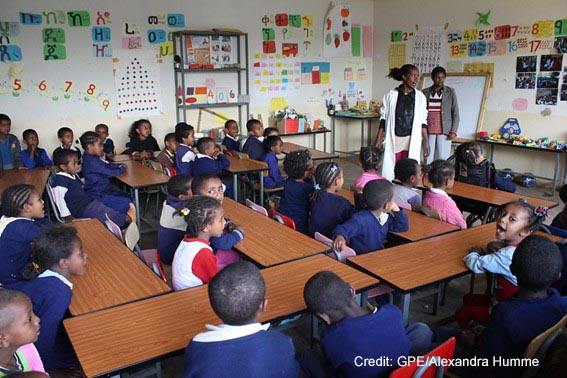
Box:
(173, 30, 249, 128)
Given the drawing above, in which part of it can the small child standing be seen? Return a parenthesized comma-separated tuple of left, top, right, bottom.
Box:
(155, 133, 178, 169)
(0, 184, 50, 285)
(333, 179, 408, 254)
(127, 119, 160, 158)
(175, 122, 196, 176)
(278, 150, 314, 234)
(353, 147, 385, 189)
(309, 162, 356, 237)
(7, 227, 87, 372)
(0, 114, 23, 171)
(393, 158, 423, 207)
(242, 119, 265, 161)
(52, 127, 81, 164)
(21, 130, 52, 169)
(221, 119, 240, 152)
(95, 123, 115, 155)
(262, 135, 285, 188)
(456, 200, 547, 328)
(80, 131, 132, 214)
(0, 289, 45, 375)
(172, 196, 225, 291)
(423, 159, 466, 229)
(192, 137, 230, 178)
(184, 261, 299, 377)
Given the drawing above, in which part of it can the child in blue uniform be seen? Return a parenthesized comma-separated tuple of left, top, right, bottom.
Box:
(221, 119, 240, 152)
(0, 113, 23, 170)
(52, 149, 135, 228)
(301, 271, 432, 378)
(278, 150, 314, 234)
(309, 162, 357, 237)
(0, 184, 50, 285)
(80, 131, 132, 214)
(7, 226, 87, 372)
(52, 127, 81, 166)
(127, 119, 160, 158)
(333, 179, 408, 254)
(95, 123, 115, 155)
(242, 119, 265, 161)
(175, 122, 196, 176)
(184, 261, 299, 377)
(192, 137, 230, 177)
(263, 135, 285, 189)
(21, 129, 52, 169)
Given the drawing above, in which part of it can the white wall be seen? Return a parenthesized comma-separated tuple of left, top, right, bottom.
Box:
(373, 0, 567, 186)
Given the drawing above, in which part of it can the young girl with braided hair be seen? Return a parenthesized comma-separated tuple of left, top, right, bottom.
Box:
(353, 146, 385, 190)
(308, 162, 357, 237)
(172, 196, 226, 291)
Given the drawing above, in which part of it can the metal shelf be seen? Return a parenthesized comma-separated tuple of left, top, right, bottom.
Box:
(176, 102, 249, 109)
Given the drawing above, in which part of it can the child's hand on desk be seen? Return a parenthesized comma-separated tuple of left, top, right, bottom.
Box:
(485, 240, 506, 253)
(468, 245, 486, 255)
(224, 222, 241, 233)
(139, 151, 150, 159)
(333, 236, 346, 251)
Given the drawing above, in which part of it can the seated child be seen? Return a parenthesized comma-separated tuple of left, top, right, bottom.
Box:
(155, 132, 178, 169)
(157, 174, 193, 265)
(52, 127, 81, 164)
(456, 200, 547, 328)
(278, 150, 314, 234)
(95, 123, 115, 155)
(423, 159, 467, 229)
(174, 122, 196, 176)
(52, 149, 135, 229)
(80, 131, 132, 214)
(21, 130, 52, 169)
(262, 127, 279, 151)
(0, 184, 50, 285)
(301, 271, 432, 378)
(353, 147, 385, 189)
(393, 158, 423, 207)
(192, 137, 230, 178)
(183, 261, 299, 377)
(263, 135, 285, 188)
(7, 226, 87, 372)
(333, 179, 408, 254)
(172, 196, 224, 290)
(0, 289, 45, 375)
(221, 119, 240, 152)
(551, 184, 567, 230)
(242, 119, 266, 161)
(127, 119, 160, 158)
(309, 162, 356, 237)
(0, 113, 23, 170)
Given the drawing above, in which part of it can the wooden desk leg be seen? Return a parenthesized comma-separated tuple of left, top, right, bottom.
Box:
(232, 173, 238, 201)
(395, 292, 411, 326)
(259, 172, 264, 205)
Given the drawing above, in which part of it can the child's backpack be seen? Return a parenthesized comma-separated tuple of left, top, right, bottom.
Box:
(454, 142, 493, 188)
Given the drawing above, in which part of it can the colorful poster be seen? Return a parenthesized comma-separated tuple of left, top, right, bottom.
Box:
(323, 2, 352, 58)
(259, 13, 313, 56)
(412, 26, 446, 75)
(252, 53, 300, 98)
(389, 44, 406, 70)
(301, 62, 331, 84)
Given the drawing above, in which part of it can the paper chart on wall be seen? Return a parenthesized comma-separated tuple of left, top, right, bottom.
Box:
(412, 26, 446, 75)
(113, 50, 162, 117)
(323, 1, 352, 58)
(389, 44, 406, 69)
(252, 53, 301, 98)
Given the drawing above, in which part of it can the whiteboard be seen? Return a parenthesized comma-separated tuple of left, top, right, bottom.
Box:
(418, 73, 491, 140)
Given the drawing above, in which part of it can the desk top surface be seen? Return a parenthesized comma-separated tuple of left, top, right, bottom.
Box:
(223, 198, 328, 267)
(115, 160, 170, 188)
(282, 142, 338, 161)
(0, 169, 50, 198)
(66, 219, 171, 316)
(225, 155, 268, 174)
(106, 154, 139, 162)
(64, 254, 377, 377)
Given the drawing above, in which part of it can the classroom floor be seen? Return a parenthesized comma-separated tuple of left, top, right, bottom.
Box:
(133, 155, 563, 378)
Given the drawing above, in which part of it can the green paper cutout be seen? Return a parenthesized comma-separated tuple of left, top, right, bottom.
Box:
(476, 10, 491, 27)
(352, 26, 361, 56)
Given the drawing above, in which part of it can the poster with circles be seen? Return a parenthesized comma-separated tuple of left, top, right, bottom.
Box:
(113, 50, 162, 117)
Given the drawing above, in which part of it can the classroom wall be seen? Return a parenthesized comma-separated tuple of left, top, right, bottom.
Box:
(1, 0, 374, 155)
(373, 0, 567, 188)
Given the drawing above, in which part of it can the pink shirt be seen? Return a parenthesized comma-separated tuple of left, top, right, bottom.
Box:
(423, 188, 467, 229)
(16, 343, 46, 373)
(354, 172, 386, 189)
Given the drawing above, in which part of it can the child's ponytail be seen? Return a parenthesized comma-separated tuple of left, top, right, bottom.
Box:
(310, 162, 341, 202)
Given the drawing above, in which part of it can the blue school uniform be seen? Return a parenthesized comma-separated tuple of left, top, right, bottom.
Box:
(192, 153, 230, 177)
(0, 134, 23, 170)
(103, 138, 115, 155)
(309, 192, 356, 237)
(176, 144, 196, 176)
(81, 153, 131, 213)
(278, 178, 314, 234)
(210, 224, 244, 252)
(242, 136, 266, 161)
(0, 216, 50, 285)
(21, 148, 52, 168)
(158, 195, 187, 264)
(263, 151, 285, 188)
(222, 135, 240, 152)
(332, 209, 408, 254)
(7, 270, 77, 371)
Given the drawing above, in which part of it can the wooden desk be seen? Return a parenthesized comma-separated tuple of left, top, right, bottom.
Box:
(223, 198, 329, 267)
(225, 155, 268, 205)
(282, 142, 339, 161)
(0, 168, 50, 198)
(66, 219, 171, 316)
(115, 160, 170, 226)
(337, 188, 460, 242)
(64, 254, 377, 377)
(106, 154, 136, 162)
(330, 113, 380, 155)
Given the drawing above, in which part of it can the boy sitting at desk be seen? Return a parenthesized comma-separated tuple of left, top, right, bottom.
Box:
(192, 137, 232, 198)
(301, 271, 432, 377)
(183, 261, 299, 377)
(221, 119, 241, 153)
(242, 118, 265, 161)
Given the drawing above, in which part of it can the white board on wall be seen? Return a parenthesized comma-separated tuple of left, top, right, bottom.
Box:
(419, 72, 491, 140)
